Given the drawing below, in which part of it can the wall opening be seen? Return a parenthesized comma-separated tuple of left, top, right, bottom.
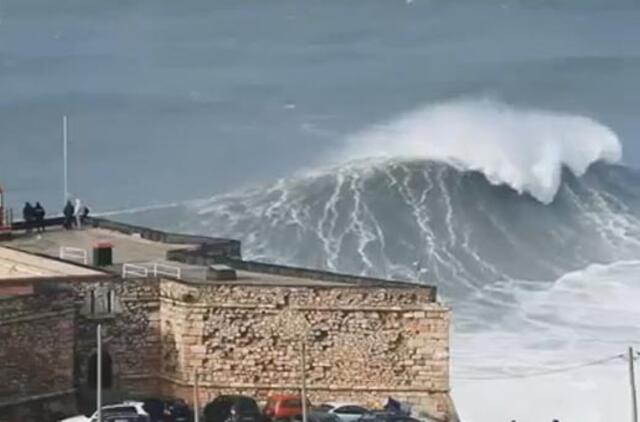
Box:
(87, 351, 113, 390)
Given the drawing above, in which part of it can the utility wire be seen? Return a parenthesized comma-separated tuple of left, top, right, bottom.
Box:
(453, 353, 625, 381)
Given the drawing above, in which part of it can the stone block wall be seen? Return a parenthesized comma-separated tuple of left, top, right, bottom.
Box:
(0, 291, 76, 422)
(157, 280, 451, 420)
(0, 276, 451, 421)
(57, 278, 162, 398)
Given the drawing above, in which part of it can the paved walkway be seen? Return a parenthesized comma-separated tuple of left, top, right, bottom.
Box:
(1, 227, 188, 266)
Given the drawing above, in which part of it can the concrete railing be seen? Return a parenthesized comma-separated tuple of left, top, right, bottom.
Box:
(122, 262, 182, 280)
(59, 246, 88, 265)
(86, 217, 241, 258)
(167, 246, 436, 298)
(122, 263, 149, 278)
(11, 216, 66, 231)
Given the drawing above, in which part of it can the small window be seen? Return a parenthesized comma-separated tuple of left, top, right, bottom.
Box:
(236, 397, 260, 414)
(282, 399, 302, 408)
(85, 287, 117, 316)
(316, 404, 334, 412)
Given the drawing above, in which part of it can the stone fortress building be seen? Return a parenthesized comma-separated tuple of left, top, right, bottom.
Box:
(0, 218, 453, 422)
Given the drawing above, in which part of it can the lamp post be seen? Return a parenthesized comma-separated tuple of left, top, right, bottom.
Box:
(97, 324, 102, 422)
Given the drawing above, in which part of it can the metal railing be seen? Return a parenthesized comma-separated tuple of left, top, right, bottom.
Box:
(151, 262, 182, 279)
(121, 262, 182, 279)
(59, 246, 88, 265)
(122, 263, 149, 278)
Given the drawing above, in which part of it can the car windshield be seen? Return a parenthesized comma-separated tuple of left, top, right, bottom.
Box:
(236, 397, 260, 414)
(282, 399, 302, 408)
(335, 406, 367, 415)
(315, 404, 334, 412)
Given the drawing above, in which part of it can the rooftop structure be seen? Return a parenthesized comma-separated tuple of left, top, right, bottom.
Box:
(2, 217, 436, 293)
(0, 246, 102, 280)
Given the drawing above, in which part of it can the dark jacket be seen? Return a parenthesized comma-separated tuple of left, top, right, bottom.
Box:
(33, 203, 45, 220)
(63, 201, 74, 218)
(23, 203, 34, 221)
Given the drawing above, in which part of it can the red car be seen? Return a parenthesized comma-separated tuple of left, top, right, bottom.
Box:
(264, 395, 309, 421)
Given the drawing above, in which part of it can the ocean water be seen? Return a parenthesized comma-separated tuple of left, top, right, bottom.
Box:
(3, 1, 640, 421)
(117, 100, 640, 422)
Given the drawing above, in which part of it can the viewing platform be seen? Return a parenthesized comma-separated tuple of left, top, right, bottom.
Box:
(1, 217, 436, 293)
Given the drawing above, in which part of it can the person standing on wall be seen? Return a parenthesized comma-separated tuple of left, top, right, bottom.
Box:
(74, 198, 83, 230)
(33, 202, 45, 233)
(22, 202, 34, 233)
(63, 200, 74, 230)
(80, 203, 90, 226)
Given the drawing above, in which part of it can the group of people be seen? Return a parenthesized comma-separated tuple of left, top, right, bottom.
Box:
(63, 199, 90, 230)
(21, 199, 90, 233)
(21, 202, 46, 233)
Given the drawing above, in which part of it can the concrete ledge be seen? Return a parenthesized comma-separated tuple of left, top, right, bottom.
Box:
(0, 308, 75, 326)
(0, 388, 76, 409)
(87, 217, 241, 257)
(168, 249, 436, 297)
(225, 258, 435, 294)
(120, 374, 450, 394)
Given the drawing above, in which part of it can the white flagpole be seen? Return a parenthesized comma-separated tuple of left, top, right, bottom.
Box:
(97, 324, 102, 422)
(63, 115, 68, 203)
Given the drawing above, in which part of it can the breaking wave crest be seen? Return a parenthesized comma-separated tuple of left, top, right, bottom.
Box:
(337, 100, 622, 203)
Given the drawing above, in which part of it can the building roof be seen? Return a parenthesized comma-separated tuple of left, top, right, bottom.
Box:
(0, 246, 104, 281)
(0, 217, 436, 297)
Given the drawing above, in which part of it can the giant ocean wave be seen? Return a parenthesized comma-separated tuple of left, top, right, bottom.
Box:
(122, 102, 636, 295)
(117, 102, 640, 422)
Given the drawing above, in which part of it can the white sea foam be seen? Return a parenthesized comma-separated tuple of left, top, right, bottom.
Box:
(453, 260, 640, 422)
(338, 100, 622, 203)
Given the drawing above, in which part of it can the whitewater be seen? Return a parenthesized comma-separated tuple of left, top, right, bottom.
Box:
(116, 101, 640, 422)
(337, 100, 622, 204)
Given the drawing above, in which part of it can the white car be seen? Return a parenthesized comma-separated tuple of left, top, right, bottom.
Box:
(59, 401, 150, 422)
(316, 403, 369, 422)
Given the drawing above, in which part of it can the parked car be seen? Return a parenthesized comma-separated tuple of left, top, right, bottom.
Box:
(292, 412, 342, 422)
(59, 401, 150, 422)
(204, 395, 264, 422)
(168, 399, 192, 422)
(356, 412, 424, 422)
(103, 414, 151, 422)
(264, 395, 310, 421)
(142, 398, 192, 422)
(314, 403, 368, 422)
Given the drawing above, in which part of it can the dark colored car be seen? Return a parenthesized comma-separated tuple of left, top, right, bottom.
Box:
(169, 400, 192, 422)
(293, 412, 342, 422)
(142, 398, 192, 422)
(204, 395, 264, 422)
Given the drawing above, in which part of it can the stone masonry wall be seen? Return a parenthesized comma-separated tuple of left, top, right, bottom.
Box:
(0, 276, 451, 420)
(158, 280, 451, 420)
(0, 291, 76, 422)
(57, 278, 162, 400)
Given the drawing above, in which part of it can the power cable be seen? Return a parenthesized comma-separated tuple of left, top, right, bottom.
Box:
(453, 353, 625, 381)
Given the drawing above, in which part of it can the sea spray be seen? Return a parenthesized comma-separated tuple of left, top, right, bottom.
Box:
(337, 100, 622, 203)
